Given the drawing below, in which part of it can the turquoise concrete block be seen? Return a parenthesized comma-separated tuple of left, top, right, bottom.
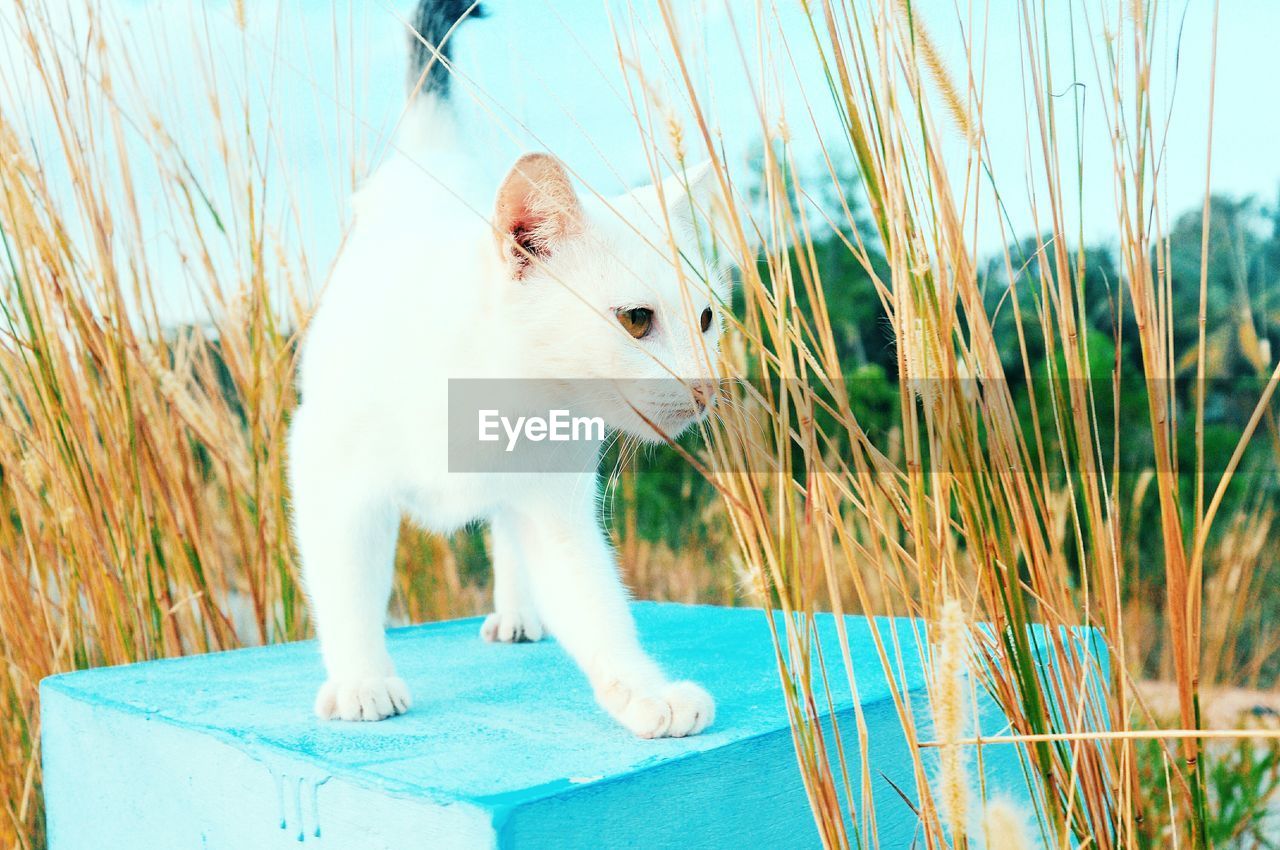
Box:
(42, 603, 1050, 849)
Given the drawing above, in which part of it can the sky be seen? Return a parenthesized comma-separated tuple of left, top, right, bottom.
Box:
(2, 1, 1277, 322)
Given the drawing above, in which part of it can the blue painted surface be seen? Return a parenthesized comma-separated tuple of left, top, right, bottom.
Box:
(42, 603, 1060, 849)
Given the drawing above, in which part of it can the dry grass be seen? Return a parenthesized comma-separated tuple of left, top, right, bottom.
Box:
(624, 0, 1279, 847)
(0, 5, 313, 843)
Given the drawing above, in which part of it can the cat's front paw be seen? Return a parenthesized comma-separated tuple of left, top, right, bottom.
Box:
(314, 675, 411, 722)
(480, 610, 544, 643)
(596, 678, 715, 739)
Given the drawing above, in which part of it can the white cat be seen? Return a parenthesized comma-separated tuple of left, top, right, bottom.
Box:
(288, 0, 727, 738)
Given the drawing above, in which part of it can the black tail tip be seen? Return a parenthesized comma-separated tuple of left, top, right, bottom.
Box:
(441, 1, 486, 20)
(421, 0, 486, 24)
(409, 0, 487, 98)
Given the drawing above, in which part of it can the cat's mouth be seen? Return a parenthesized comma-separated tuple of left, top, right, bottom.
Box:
(616, 401, 708, 443)
(651, 402, 702, 420)
(653, 408, 702, 434)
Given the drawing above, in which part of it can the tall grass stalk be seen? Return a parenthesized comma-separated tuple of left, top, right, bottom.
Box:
(0, 4, 314, 843)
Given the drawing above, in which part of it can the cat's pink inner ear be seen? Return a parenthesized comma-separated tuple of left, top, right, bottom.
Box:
(493, 153, 583, 278)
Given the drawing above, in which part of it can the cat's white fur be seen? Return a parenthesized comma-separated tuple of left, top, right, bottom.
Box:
(289, 87, 727, 737)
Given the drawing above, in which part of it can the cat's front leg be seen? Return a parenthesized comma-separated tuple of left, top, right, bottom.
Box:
(480, 509, 544, 643)
(513, 493, 715, 738)
(291, 416, 409, 722)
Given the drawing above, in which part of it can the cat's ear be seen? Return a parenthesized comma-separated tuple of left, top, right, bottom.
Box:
(493, 153, 583, 279)
(660, 160, 740, 276)
(662, 160, 718, 225)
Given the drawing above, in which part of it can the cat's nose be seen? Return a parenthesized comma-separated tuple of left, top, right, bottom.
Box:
(689, 378, 717, 411)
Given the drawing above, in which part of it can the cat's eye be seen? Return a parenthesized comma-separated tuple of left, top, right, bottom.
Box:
(700, 307, 713, 333)
(617, 307, 654, 339)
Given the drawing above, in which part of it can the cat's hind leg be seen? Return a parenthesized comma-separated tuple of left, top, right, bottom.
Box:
(480, 509, 544, 643)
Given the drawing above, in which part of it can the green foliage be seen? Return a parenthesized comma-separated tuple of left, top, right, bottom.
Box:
(1137, 735, 1280, 849)
(622, 173, 1280, 689)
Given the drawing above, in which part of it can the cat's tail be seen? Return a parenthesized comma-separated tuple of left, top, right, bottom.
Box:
(407, 0, 485, 103)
